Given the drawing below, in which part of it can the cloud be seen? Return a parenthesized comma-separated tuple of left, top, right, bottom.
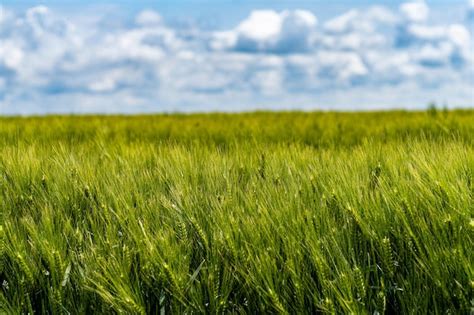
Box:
(323, 7, 397, 35)
(0, 40, 24, 69)
(324, 9, 359, 34)
(468, 0, 474, 20)
(400, 0, 429, 23)
(135, 10, 163, 26)
(211, 10, 318, 53)
(320, 7, 397, 51)
(0, 3, 473, 114)
(395, 22, 471, 69)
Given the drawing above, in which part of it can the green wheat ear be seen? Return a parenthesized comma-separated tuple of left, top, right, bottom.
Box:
(163, 263, 181, 295)
(191, 218, 208, 250)
(316, 257, 329, 285)
(51, 287, 62, 315)
(381, 237, 395, 277)
(353, 266, 366, 300)
(212, 265, 221, 301)
(176, 220, 188, 244)
(53, 250, 64, 279)
(17, 253, 34, 285)
(267, 288, 286, 314)
(376, 290, 386, 315)
(122, 245, 132, 270)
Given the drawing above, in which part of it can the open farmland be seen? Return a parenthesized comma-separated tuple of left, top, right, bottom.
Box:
(1, 111, 473, 314)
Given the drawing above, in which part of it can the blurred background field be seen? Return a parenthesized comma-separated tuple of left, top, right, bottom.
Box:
(1, 109, 474, 146)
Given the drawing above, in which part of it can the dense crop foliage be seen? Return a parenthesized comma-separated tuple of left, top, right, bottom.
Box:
(1, 111, 473, 314)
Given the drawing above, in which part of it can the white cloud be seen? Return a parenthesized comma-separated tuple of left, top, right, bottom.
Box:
(396, 21, 471, 69)
(320, 7, 398, 51)
(448, 24, 470, 47)
(0, 40, 24, 69)
(324, 10, 359, 33)
(317, 51, 369, 83)
(237, 10, 282, 41)
(135, 10, 162, 26)
(415, 43, 453, 67)
(406, 24, 446, 41)
(212, 9, 318, 53)
(366, 51, 420, 79)
(400, 1, 429, 23)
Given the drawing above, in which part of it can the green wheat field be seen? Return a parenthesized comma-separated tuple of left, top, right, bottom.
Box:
(1, 110, 473, 314)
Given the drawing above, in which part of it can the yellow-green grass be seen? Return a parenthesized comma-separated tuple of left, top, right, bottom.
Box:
(1, 110, 473, 313)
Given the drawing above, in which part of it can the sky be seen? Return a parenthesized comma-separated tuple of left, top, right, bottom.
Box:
(1, 0, 473, 114)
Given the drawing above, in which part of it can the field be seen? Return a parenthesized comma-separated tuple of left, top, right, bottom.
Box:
(1, 111, 473, 314)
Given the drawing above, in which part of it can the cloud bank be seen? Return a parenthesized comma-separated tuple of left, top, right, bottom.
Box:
(0, 1, 473, 114)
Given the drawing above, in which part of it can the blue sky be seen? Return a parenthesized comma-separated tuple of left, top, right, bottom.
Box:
(1, 0, 473, 113)
(3, 1, 469, 28)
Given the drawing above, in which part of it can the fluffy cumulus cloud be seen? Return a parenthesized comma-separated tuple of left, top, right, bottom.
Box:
(211, 10, 318, 53)
(0, 2, 473, 114)
(400, 0, 430, 23)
